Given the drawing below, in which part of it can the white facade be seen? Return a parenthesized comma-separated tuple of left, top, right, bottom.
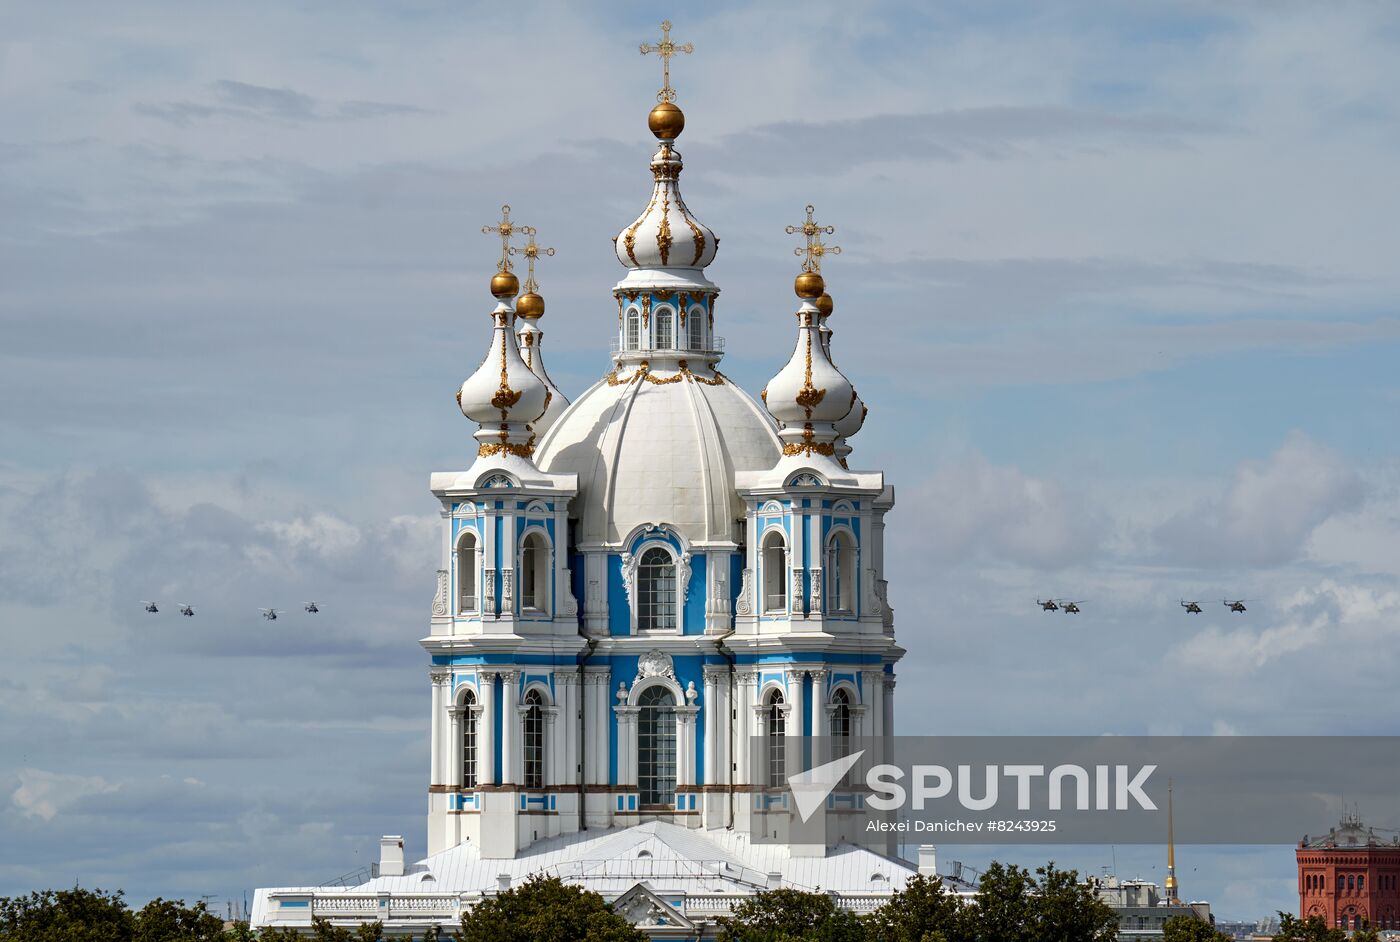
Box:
(252, 87, 909, 938)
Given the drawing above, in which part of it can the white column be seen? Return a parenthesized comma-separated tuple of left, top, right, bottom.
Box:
(430, 668, 449, 785)
(786, 668, 806, 744)
(735, 670, 754, 785)
(810, 669, 828, 739)
(500, 512, 518, 619)
(883, 674, 896, 741)
(501, 671, 519, 784)
(677, 706, 699, 787)
(544, 707, 560, 785)
(478, 672, 496, 787)
(615, 706, 640, 787)
(560, 674, 577, 785)
(482, 514, 498, 618)
(866, 669, 885, 766)
(447, 706, 464, 788)
(702, 668, 722, 784)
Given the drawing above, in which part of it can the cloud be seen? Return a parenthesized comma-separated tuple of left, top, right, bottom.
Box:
(1154, 432, 1365, 567)
(700, 106, 1225, 176)
(12, 768, 119, 821)
(904, 453, 1105, 569)
(135, 80, 430, 127)
(1173, 578, 1400, 672)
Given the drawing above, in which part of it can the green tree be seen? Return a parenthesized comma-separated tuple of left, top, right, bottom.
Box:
(1272, 913, 1346, 942)
(306, 918, 384, 941)
(1030, 864, 1117, 942)
(0, 887, 135, 941)
(717, 888, 867, 942)
(132, 898, 225, 942)
(867, 873, 969, 942)
(1162, 914, 1231, 942)
(963, 862, 1037, 942)
(454, 875, 644, 942)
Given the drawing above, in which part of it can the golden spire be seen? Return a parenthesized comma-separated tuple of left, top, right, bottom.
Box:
(1165, 779, 1181, 904)
(481, 204, 517, 273)
(786, 204, 842, 274)
(511, 226, 555, 295)
(482, 204, 520, 300)
(511, 225, 554, 319)
(640, 20, 693, 103)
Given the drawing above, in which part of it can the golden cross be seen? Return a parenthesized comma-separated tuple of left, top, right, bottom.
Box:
(481, 204, 517, 272)
(785, 204, 842, 273)
(640, 20, 693, 103)
(510, 226, 555, 293)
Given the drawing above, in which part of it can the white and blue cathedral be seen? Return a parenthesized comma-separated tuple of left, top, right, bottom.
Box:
(252, 45, 931, 937)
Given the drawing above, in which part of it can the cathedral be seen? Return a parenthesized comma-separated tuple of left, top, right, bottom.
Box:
(251, 22, 924, 937)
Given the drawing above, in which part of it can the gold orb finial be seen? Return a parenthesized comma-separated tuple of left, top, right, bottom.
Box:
(516, 290, 545, 319)
(490, 270, 520, 300)
(795, 271, 825, 299)
(815, 292, 834, 317)
(649, 101, 685, 140)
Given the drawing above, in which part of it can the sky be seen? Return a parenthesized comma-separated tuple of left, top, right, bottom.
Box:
(2, 0, 1399, 923)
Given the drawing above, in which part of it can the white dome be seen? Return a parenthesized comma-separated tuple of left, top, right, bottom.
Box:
(535, 364, 780, 545)
(613, 143, 718, 272)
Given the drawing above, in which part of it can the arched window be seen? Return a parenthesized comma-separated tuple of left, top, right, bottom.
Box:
(831, 687, 853, 784)
(762, 530, 787, 613)
(830, 687, 852, 743)
(457, 531, 478, 613)
(523, 689, 544, 789)
(520, 531, 548, 613)
(765, 690, 786, 786)
(625, 307, 640, 349)
(827, 531, 856, 614)
(688, 309, 704, 349)
(461, 689, 478, 788)
(637, 685, 677, 806)
(654, 308, 674, 349)
(638, 547, 677, 631)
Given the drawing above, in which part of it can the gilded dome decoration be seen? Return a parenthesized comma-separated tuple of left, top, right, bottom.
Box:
(613, 141, 717, 271)
(458, 213, 549, 457)
(765, 206, 857, 461)
(508, 225, 568, 435)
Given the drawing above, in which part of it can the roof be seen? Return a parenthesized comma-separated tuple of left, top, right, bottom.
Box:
(258, 821, 917, 902)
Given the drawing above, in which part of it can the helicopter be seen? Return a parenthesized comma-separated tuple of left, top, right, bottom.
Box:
(260, 609, 283, 621)
(1036, 599, 1060, 612)
(141, 601, 159, 613)
(1224, 599, 1253, 613)
(304, 602, 320, 614)
(1180, 600, 1203, 614)
(1060, 600, 1084, 614)
(177, 604, 194, 617)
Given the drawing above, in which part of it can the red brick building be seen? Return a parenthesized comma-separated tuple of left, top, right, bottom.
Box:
(1297, 815, 1400, 932)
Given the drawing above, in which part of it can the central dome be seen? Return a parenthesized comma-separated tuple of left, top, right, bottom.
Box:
(535, 364, 780, 545)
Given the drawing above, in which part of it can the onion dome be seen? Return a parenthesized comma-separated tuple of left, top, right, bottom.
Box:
(821, 291, 867, 457)
(613, 107, 718, 272)
(511, 226, 569, 435)
(763, 272, 855, 459)
(457, 274, 548, 458)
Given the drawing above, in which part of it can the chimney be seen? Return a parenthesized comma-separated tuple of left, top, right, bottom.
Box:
(766, 872, 782, 889)
(918, 845, 937, 877)
(497, 874, 512, 892)
(378, 835, 404, 877)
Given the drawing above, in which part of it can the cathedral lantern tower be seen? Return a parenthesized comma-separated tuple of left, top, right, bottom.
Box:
(426, 206, 581, 858)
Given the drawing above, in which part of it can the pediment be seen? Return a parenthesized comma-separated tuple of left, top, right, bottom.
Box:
(611, 882, 696, 932)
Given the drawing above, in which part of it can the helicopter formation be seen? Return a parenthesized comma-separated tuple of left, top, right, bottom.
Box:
(1037, 598, 1256, 615)
(140, 601, 321, 619)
